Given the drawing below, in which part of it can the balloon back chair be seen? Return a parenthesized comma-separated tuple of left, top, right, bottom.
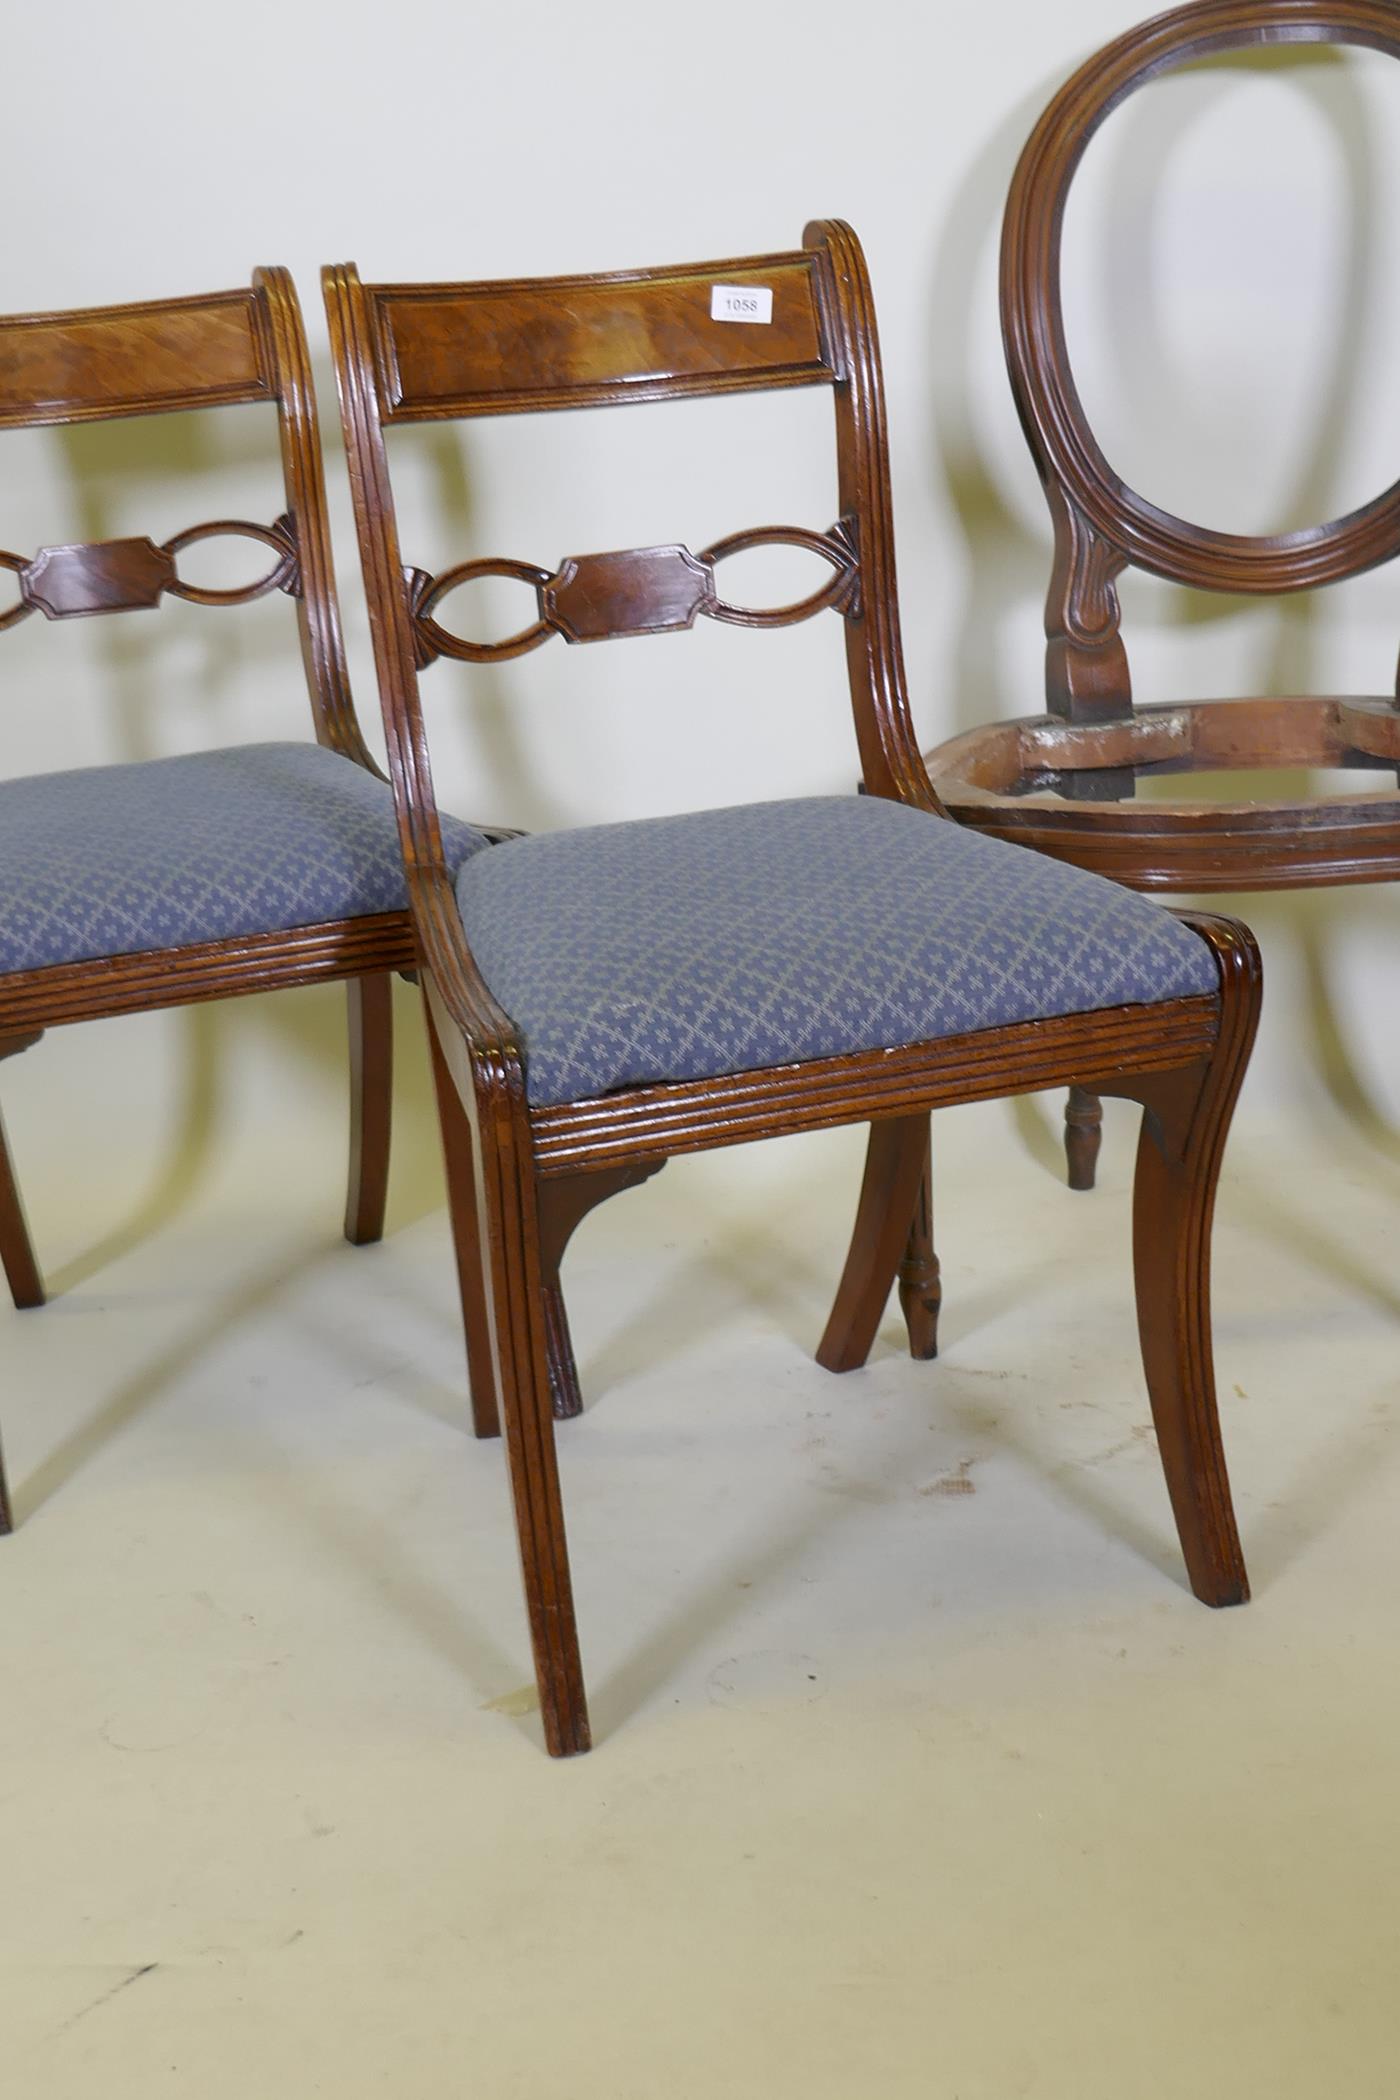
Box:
(924, 0, 1400, 1188)
(0, 270, 490, 1526)
(326, 222, 1262, 1756)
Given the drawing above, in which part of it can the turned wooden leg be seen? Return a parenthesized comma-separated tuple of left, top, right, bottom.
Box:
(535, 1160, 668, 1421)
(818, 1113, 938, 1373)
(344, 974, 393, 1246)
(1103, 915, 1262, 1607)
(1065, 1085, 1102, 1191)
(423, 991, 502, 1441)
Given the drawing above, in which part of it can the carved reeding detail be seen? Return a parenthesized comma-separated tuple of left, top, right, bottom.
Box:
(1044, 490, 1132, 722)
(0, 514, 301, 625)
(1052, 491, 1126, 647)
(403, 517, 862, 668)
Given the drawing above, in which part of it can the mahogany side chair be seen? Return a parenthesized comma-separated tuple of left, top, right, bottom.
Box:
(0, 270, 494, 1527)
(924, 0, 1400, 1190)
(325, 222, 1263, 1757)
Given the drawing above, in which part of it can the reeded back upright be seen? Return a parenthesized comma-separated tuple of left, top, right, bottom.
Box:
(324, 221, 939, 872)
(0, 273, 359, 757)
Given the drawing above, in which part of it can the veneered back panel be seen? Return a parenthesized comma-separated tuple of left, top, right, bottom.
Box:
(372, 256, 834, 421)
(0, 291, 270, 430)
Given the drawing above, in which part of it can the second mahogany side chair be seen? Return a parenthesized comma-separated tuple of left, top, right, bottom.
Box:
(327, 222, 1262, 1756)
(0, 270, 493, 1525)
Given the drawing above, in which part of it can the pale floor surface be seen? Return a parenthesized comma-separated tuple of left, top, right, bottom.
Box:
(2, 988, 1398, 2098)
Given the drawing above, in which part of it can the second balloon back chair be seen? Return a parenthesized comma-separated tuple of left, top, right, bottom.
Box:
(924, 0, 1400, 1188)
(326, 222, 1262, 1756)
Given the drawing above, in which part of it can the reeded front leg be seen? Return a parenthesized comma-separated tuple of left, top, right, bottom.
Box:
(344, 974, 393, 1245)
(424, 992, 501, 1440)
(818, 1113, 938, 1373)
(425, 990, 653, 1439)
(1065, 1085, 1102, 1191)
(1105, 915, 1262, 1607)
(477, 1103, 592, 1757)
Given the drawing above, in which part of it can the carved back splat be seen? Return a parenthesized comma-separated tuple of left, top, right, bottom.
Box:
(403, 521, 861, 668)
(0, 274, 363, 764)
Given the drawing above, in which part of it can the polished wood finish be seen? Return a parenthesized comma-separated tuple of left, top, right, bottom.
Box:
(20, 536, 176, 618)
(1098, 915, 1260, 1608)
(423, 987, 502, 1440)
(924, 0, 1400, 1179)
(816, 1113, 937, 1372)
(0, 289, 268, 429)
(2, 516, 300, 627)
(373, 258, 831, 420)
(327, 222, 1261, 1755)
(896, 1122, 941, 1361)
(536, 1161, 667, 1419)
(0, 272, 401, 1523)
(545, 544, 713, 643)
(344, 973, 394, 1246)
(1065, 1083, 1104, 1192)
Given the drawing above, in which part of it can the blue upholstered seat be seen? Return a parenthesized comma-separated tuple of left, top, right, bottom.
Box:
(0, 741, 490, 975)
(455, 795, 1218, 1108)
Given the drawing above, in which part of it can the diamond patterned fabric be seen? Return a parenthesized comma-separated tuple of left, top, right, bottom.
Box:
(455, 795, 1218, 1107)
(0, 742, 489, 974)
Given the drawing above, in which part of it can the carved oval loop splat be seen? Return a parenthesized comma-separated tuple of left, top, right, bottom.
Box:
(406, 557, 554, 669)
(700, 520, 861, 629)
(0, 550, 31, 633)
(406, 519, 862, 669)
(162, 513, 300, 606)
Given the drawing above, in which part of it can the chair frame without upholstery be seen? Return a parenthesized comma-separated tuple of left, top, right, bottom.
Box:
(0, 270, 411, 1526)
(925, 0, 1400, 1188)
(326, 221, 1262, 1757)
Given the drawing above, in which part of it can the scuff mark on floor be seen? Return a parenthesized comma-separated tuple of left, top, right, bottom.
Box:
(52, 1963, 157, 2040)
(920, 1459, 978, 1498)
(482, 1683, 540, 1717)
(1074, 1423, 1156, 1469)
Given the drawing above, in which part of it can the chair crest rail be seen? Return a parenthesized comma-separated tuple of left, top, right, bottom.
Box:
(403, 517, 861, 668)
(0, 514, 301, 627)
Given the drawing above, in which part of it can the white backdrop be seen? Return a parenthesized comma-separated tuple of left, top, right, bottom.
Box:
(4, 0, 1400, 1127)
